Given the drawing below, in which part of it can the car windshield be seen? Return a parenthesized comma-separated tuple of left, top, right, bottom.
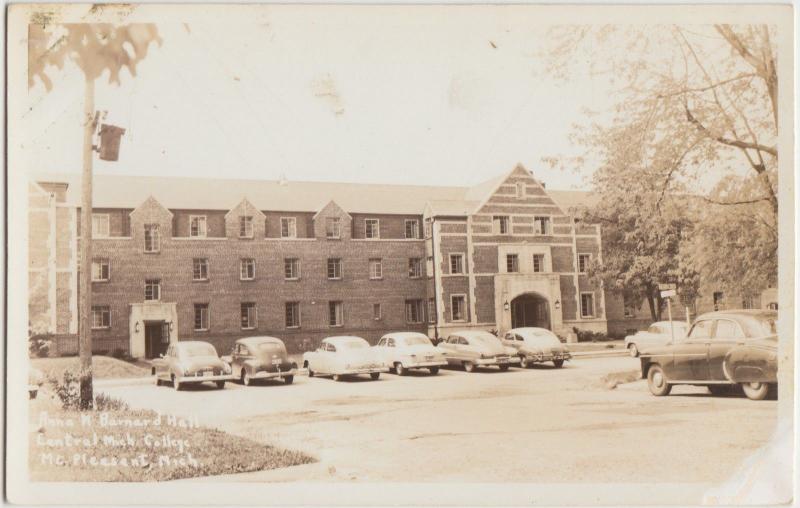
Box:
(339, 340, 368, 349)
(182, 344, 217, 357)
(401, 336, 431, 346)
(523, 331, 561, 346)
(743, 316, 778, 337)
(258, 342, 286, 354)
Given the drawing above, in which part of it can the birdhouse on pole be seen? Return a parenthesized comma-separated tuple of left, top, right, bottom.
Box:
(96, 124, 126, 161)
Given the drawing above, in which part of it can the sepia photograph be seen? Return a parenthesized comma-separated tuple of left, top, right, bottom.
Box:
(4, 3, 796, 506)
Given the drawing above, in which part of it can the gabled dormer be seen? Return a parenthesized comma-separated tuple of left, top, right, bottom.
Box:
(313, 200, 352, 240)
(224, 198, 266, 240)
(130, 196, 173, 252)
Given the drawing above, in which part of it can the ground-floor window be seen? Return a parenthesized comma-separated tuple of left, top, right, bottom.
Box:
(329, 301, 343, 327)
(91, 306, 110, 329)
(580, 292, 595, 318)
(405, 299, 424, 324)
(451, 295, 466, 322)
(373, 303, 382, 320)
(240, 302, 257, 329)
(285, 302, 300, 328)
(194, 303, 209, 331)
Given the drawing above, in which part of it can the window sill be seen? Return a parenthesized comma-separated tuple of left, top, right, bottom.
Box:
(329, 324, 343, 328)
(328, 278, 342, 281)
(241, 327, 256, 331)
(240, 278, 255, 282)
(91, 326, 111, 330)
(285, 277, 301, 282)
(91, 279, 109, 283)
(285, 326, 301, 329)
(370, 277, 384, 281)
(143, 251, 161, 254)
(326, 237, 341, 241)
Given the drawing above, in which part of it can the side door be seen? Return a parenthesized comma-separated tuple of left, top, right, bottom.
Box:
(317, 343, 334, 374)
(708, 319, 745, 381)
(670, 319, 713, 381)
(458, 336, 478, 361)
(439, 336, 458, 363)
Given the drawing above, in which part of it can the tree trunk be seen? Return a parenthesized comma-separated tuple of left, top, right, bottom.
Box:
(79, 75, 95, 410)
(646, 290, 657, 322)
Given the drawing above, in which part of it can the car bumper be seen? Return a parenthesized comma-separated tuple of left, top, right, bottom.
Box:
(403, 360, 448, 369)
(523, 352, 572, 362)
(176, 374, 235, 383)
(475, 357, 521, 366)
(336, 367, 390, 375)
(251, 368, 297, 380)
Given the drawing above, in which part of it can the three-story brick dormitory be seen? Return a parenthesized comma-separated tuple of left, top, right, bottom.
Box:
(30, 164, 634, 359)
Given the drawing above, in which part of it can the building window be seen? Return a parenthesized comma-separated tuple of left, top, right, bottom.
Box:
(241, 302, 257, 329)
(405, 299, 424, 324)
(424, 219, 432, 238)
(144, 279, 161, 301)
(284, 258, 300, 280)
(326, 217, 341, 239)
(194, 303, 209, 331)
(240, 258, 255, 280)
(713, 291, 725, 311)
(506, 254, 519, 273)
(578, 253, 591, 274)
(516, 182, 525, 198)
(285, 302, 300, 328)
(426, 256, 433, 277)
(450, 254, 464, 274)
(91, 306, 110, 329)
(428, 298, 436, 323)
(91, 258, 110, 281)
(373, 303, 382, 321)
(239, 216, 254, 238)
(327, 258, 342, 280)
(144, 224, 160, 252)
(189, 215, 207, 237)
(534, 216, 552, 235)
(493, 216, 510, 235)
(328, 301, 343, 327)
(408, 258, 422, 278)
(92, 214, 110, 237)
(369, 258, 383, 280)
(405, 219, 419, 239)
(451, 295, 467, 322)
(365, 219, 380, 239)
(281, 217, 297, 238)
(580, 293, 595, 318)
(192, 258, 209, 281)
(532, 254, 545, 273)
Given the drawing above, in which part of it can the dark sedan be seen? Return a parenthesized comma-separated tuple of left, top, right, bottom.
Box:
(639, 310, 778, 400)
(224, 336, 297, 386)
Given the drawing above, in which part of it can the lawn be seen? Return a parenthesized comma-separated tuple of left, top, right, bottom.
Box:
(29, 395, 314, 481)
(31, 356, 150, 380)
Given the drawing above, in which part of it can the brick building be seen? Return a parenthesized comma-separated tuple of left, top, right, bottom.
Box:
(29, 164, 619, 358)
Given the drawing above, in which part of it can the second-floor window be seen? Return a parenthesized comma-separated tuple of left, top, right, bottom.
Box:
(533, 254, 545, 273)
(450, 254, 464, 274)
(493, 216, 510, 235)
(92, 214, 110, 237)
(189, 215, 207, 237)
(239, 216, 253, 238)
(284, 258, 300, 280)
(240, 258, 255, 280)
(144, 279, 161, 301)
(365, 219, 380, 239)
(144, 224, 160, 252)
(405, 219, 419, 239)
(193, 258, 209, 281)
(369, 258, 383, 279)
(405, 299, 424, 324)
(281, 217, 297, 238)
(326, 217, 341, 239)
(327, 258, 342, 280)
(91, 258, 110, 281)
(578, 253, 591, 273)
(534, 216, 552, 235)
(241, 302, 257, 329)
(408, 258, 422, 278)
(506, 254, 519, 273)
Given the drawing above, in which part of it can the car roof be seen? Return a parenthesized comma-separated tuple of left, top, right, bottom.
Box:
(176, 340, 214, 347)
(509, 327, 555, 335)
(382, 332, 431, 341)
(236, 336, 285, 346)
(696, 310, 777, 323)
(323, 335, 368, 345)
(449, 330, 496, 339)
(650, 321, 687, 327)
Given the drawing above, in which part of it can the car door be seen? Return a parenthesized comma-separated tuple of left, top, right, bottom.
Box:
(708, 319, 745, 381)
(459, 336, 478, 361)
(670, 319, 712, 381)
(439, 336, 459, 363)
(318, 342, 335, 374)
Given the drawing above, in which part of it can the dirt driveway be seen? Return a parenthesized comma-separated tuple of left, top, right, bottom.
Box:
(99, 356, 778, 500)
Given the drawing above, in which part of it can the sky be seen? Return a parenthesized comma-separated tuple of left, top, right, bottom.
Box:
(22, 8, 615, 190)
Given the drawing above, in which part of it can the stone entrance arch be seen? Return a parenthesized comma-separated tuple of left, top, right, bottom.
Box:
(494, 273, 564, 334)
(511, 292, 550, 329)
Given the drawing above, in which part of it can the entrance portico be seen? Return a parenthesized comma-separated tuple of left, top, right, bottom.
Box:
(495, 273, 564, 334)
(129, 302, 178, 359)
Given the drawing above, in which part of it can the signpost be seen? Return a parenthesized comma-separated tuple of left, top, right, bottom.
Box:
(659, 284, 677, 343)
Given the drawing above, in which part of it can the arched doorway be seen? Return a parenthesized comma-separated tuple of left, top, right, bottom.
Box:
(511, 293, 550, 329)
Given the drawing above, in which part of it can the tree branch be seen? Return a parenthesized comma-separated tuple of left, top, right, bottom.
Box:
(702, 196, 773, 206)
(683, 104, 777, 157)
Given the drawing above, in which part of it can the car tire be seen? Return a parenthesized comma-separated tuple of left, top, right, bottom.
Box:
(520, 356, 530, 368)
(370, 372, 380, 380)
(241, 370, 252, 386)
(553, 359, 565, 368)
(646, 364, 671, 396)
(428, 366, 439, 375)
(154, 376, 161, 386)
(464, 362, 475, 373)
(284, 375, 294, 385)
(216, 381, 225, 389)
(395, 363, 406, 376)
(333, 374, 342, 382)
(498, 365, 509, 372)
(628, 344, 639, 358)
(172, 375, 181, 391)
(742, 382, 770, 401)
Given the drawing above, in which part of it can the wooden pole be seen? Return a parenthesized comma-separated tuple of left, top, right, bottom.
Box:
(79, 75, 95, 410)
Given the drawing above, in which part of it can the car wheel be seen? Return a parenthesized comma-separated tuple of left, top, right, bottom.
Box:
(332, 374, 341, 382)
(216, 381, 226, 389)
(428, 366, 439, 375)
(284, 375, 294, 385)
(520, 356, 530, 368)
(172, 375, 181, 391)
(628, 344, 639, 358)
(154, 376, 161, 386)
(647, 364, 671, 396)
(241, 370, 252, 386)
(464, 362, 475, 373)
(370, 372, 380, 380)
(553, 359, 565, 368)
(498, 365, 509, 372)
(742, 382, 770, 401)
(395, 363, 406, 376)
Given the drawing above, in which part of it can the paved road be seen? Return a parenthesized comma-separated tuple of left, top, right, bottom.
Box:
(100, 357, 778, 501)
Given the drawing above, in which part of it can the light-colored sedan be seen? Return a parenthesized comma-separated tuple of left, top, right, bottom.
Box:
(303, 336, 389, 381)
(437, 330, 521, 372)
(502, 327, 571, 368)
(374, 332, 448, 375)
(151, 341, 234, 390)
(625, 321, 689, 357)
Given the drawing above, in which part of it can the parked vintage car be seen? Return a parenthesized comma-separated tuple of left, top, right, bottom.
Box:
(152, 341, 234, 390)
(639, 310, 778, 400)
(437, 330, 521, 372)
(502, 327, 571, 368)
(222, 336, 297, 386)
(374, 332, 448, 375)
(303, 336, 389, 381)
(624, 321, 689, 357)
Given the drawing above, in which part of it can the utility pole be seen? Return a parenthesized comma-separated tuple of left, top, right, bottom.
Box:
(79, 75, 96, 410)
